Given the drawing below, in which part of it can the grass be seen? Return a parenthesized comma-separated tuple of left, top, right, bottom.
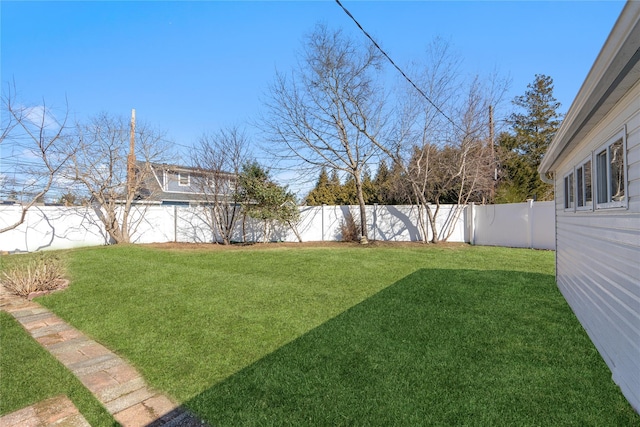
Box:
(0, 312, 117, 425)
(2, 243, 638, 425)
(190, 268, 637, 425)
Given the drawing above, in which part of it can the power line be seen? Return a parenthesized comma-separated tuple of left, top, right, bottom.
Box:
(334, 0, 464, 133)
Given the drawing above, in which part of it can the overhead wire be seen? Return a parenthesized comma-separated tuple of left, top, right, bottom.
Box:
(334, 0, 465, 134)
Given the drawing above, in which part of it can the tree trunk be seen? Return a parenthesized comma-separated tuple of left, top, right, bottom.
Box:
(410, 183, 431, 243)
(242, 214, 247, 243)
(427, 203, 439, 244)
(262, 219, 269, 243)
(287, 220, 303, 243)
(354, 174, 368, 244)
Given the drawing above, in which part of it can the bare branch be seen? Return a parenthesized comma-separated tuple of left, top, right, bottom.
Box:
(1, 84, 74, 233)
(191, 126, 250, 244)
(62, 113, 170, 243)
(261, 25, 387, 242)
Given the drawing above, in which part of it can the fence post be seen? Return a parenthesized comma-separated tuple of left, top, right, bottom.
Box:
(174, 205, 178, 243)
(527, 199, 534, 249)
(468, 202, 475, 245)
(373, 203, 378, 241)
(321, 204, 325, 241)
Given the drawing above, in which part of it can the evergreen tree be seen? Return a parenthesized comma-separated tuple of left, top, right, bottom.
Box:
(237, 161, 300, 242)
(361, 166, 376, 204)
(305, 167, 335, 205)
(496, 74, 562, 202)
(328, 169, 342, 195)
(327, 169, 349, 204)
(340, 175, 358, 205)
(306, 166, 385, 206)
(372, 160, 397, 204)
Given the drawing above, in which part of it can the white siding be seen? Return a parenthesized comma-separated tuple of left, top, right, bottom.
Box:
(554, 81, 640, 412)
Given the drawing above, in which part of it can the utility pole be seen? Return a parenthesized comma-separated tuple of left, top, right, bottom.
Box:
(127, 109, 136, 194)
(489, 105, 496, 203)
(489, 105, 495, 178)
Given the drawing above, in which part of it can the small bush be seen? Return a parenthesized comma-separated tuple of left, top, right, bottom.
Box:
(339, 211, 361, 242)
(1, 255, 67, 297)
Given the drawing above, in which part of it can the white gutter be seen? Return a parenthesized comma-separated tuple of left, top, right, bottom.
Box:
(539, 171, 554, 185)
(539, 1, 640, 178)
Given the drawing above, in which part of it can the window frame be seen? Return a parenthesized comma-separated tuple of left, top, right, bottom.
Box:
(594, 128, 627, 210)
(575, 156, 593, 211)
(178, 172, 191, 187)
(563, 171, 575, 211)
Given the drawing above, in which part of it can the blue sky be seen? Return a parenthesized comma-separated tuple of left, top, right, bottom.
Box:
(1, 0, 626, 187)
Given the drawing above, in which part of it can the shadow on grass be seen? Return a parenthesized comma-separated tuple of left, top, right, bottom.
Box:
(179, 268, 638, 426)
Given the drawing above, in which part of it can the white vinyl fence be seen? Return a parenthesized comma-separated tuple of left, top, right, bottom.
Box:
(0, 202, 554, 253)
(468, 200, 555, 250)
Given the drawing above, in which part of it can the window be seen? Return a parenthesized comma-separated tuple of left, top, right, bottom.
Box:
(178, 173, 190, 186)
(595, 129, 627, 209)
(576, 158, 592, 210)
(205, 176, 216, 189)
(564, 172, 574, 210)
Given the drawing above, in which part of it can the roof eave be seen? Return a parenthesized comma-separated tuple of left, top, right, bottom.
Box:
(539, 1, 640, 175)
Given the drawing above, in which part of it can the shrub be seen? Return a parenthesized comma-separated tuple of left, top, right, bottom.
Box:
(1, 255, 67, 297)
(339, 210, 361, 242)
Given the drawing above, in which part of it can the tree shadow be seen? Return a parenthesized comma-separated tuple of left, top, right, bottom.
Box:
(160, 267, 635, 426)
(379, 206, 422, 241)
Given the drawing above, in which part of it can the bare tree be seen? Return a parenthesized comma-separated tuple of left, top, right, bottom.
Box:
(64, 112, 169, 244)
(0, 86, 73, 233)
(423, 77, 502, 242)
(191, 126, 250, 244)
(262, 24, 387, 244)
(379, 38, 460, 242)
(381, 39, 507, 242)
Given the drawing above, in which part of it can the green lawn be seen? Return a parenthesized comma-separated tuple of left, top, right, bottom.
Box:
(0, 312, 117, 425)
(4, 243, 639, 425)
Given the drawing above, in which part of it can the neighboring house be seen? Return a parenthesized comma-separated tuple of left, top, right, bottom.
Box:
(539, 1, 640, 413)
(138, 162, 237, 206)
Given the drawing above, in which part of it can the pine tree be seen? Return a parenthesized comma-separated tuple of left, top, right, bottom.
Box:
(305, 167, 335, 205)
(237, 161, 300, 242)
(328, 169, 347, 204)
(340, 175, 358, 205)
(372, 160, 391, 204)
(361, 166, 376, 204)
(496, 74, 562, 202)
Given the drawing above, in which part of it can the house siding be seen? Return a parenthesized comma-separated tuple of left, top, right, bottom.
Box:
(141, 163, 237, 205)
(554, 80, 640, 411)
(165, 171, 197, 193)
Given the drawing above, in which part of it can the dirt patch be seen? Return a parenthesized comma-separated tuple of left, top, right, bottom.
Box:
(143, 240, 469, 251)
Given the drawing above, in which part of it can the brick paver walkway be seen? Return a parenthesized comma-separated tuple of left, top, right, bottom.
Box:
(0, 289, 206, 427)
(0, 395, 90, 427)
